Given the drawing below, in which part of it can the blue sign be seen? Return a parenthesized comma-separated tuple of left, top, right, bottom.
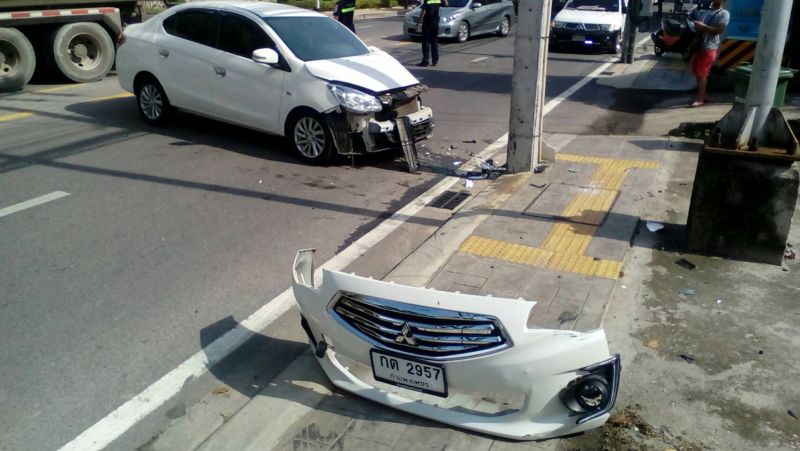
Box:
(725, 0, 763, 41)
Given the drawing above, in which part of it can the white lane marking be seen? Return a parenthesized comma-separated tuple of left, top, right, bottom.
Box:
(358, 25, 374, 28)
(0, 191, 70, 218)
(59, 39, 645, 451)
(471, 56, 489, 62)
(544, 36, 650, 115)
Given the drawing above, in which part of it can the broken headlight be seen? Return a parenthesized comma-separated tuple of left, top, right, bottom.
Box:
(560, 354, 621, 424)
(328, 83, 382, 114)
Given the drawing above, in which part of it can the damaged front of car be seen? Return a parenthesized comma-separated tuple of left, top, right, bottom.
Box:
(292, 249, 620, 440)
(304, 50, 433, 158)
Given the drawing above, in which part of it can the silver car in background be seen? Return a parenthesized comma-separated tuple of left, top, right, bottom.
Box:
(404, 0, 515, 43)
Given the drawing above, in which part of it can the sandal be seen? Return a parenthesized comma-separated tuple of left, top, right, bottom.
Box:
(687, 101, 704, 108)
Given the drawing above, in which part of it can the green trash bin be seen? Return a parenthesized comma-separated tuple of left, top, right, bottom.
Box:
(729, 63, 796, 108)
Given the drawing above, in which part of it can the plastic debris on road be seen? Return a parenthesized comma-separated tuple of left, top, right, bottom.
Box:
(680, 288, 697, 296)
(645, 221, 664, 232)
(465, 179, 474, 188)
(453, 160, 462, 166)
(716, 299, 723, 304)
(675, 258, 696, 270)
(678, 354, 695, 364)
(567, 168, 580, 173)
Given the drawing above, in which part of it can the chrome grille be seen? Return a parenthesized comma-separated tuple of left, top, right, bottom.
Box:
(330, 293, 511, 360)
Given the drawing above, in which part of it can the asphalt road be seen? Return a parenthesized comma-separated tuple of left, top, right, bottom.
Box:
(1, 16, 626, 451)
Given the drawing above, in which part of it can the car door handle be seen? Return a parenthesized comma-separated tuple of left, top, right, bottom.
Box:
(213, 66, 226, 77)
(159, 49, 169, 58)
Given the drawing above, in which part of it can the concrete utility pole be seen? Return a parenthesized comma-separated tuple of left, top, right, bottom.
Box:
(507, 0, 552, 173)
(621, 1, 638, 63)
(741, 0, 794, 146)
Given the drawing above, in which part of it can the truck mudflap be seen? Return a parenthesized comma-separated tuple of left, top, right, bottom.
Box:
(291, 249, 621, 441)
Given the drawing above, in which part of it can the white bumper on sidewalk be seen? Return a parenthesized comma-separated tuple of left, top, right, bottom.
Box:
(292, 249, 620, 440)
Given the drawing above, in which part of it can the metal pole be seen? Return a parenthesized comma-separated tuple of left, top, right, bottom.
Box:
(507, 0, 552, 173)
(621, 0, 638, 64)
(745, 0, 793, 144)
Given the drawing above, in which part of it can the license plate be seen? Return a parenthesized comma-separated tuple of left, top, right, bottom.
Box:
(370, 350, 447, 397)
(572, 34, 585, 41)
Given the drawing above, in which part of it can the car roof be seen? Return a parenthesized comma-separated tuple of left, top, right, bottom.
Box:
(174, 1, 323, 18)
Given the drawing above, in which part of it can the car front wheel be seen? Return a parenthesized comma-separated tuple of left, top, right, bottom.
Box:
(288, 111, 334, 164)
(457, 22, 470, 43)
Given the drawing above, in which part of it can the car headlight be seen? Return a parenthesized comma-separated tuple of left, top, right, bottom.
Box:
(552, 21, 566, 29)
(328, 84, 382, 114)
(599, 23, 620, 31)
(441, 15, 457, 23)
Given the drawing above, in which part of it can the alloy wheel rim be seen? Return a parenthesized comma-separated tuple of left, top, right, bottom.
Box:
(459, 23, 468, 41)
(140, 84, 163, 121)
(501, 18, 510, 34)
(294, 117, 325, 158)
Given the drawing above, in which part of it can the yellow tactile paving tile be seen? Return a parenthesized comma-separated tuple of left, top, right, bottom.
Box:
(458, 154, 658, 280)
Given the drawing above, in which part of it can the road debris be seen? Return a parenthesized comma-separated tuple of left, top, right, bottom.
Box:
(786, 247, 797, 260)
(462, 139, 477, 143)
(645, 221, 664, 232)
(567, 167, 580, 173)
(675, 258, 696, 270)
(789, 410, 799, 420)
(453, 160, 462, 166)
(678, 354, 695, 364)
(212, 386, 230, 395)
(716, 299, 723, 304)
(645, 339, 660, 349)
(464, 179, 474, 189)
(680, 288, 697, 296)
(534, 164, 548, 173)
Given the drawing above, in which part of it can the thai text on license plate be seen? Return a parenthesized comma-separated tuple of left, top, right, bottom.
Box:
(370, 350, 447, 397)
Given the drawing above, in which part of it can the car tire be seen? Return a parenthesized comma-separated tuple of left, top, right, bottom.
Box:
(135, 77, 172, 125)
(497, 16, 511, 37)
(49, 22, 115, 83)
(0, 28, 36, 92)
(606, 34, 622, 54)
(654, 45, 664, 57)
(288, 111, 334, 165)
(456, 21, 470, 43)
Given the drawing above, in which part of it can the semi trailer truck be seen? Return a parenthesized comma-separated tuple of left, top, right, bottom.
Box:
(0, 0, 142, 92)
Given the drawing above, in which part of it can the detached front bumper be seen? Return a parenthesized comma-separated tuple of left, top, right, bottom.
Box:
(292, 250, 621, 441)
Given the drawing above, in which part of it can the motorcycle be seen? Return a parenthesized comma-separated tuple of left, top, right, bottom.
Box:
(651, 11, 699, 60)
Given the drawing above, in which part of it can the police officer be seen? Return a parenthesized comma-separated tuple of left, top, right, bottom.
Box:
(416, 0, 444, 66)
(333, 0, 356, 33)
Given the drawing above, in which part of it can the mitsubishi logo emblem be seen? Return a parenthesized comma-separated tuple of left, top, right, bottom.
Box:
(395, 322, 417, 346)
(577, 23, 585, 31)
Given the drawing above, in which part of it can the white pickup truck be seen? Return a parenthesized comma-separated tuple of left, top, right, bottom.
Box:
(0, 0, 142, 91)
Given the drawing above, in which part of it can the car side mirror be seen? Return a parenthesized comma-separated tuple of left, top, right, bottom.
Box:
(472, 2, 482, 9)
(368, 46, 380, 53)
(253, 48, 279, 65)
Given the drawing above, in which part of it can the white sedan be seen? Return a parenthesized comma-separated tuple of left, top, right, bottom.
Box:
(116, 1, 433, 164)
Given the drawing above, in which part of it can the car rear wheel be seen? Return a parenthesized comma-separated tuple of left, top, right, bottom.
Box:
(654, 45, 664, 57)
(288, 112, 334, 164)
(497, 16, 511, 37)
(456, 21, 470, 43)
(135, 77, 172, 125)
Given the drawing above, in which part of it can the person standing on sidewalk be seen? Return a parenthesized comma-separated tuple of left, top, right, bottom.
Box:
(333, 0, 356, 33)
(688, 0, 730, 107)
(415, 0, 444, 67)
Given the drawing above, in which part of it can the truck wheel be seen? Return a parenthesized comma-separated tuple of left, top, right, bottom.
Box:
(0, 28, 36, 92)
(50, 22, 115, 83)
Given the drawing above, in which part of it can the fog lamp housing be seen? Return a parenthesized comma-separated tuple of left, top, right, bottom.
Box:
(560, 353, 621, 424)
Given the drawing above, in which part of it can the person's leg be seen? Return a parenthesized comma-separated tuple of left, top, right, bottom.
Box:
(431, 29, 438, 65)
(696, 76, 708, 103)
(420, 30, 430, 65)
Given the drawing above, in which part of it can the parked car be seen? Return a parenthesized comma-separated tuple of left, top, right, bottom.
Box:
(403, 0, 515, 43)
(550, 0, 627, 53)
(117, 1, 433, 164)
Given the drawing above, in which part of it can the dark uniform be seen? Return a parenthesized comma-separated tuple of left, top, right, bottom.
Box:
(334, 0, 356, 33)
(417, 0, 441, 66)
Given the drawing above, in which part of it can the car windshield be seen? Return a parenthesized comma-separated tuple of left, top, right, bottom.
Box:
(263, 16, 369, 62)
(564, 0, 619, 11)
